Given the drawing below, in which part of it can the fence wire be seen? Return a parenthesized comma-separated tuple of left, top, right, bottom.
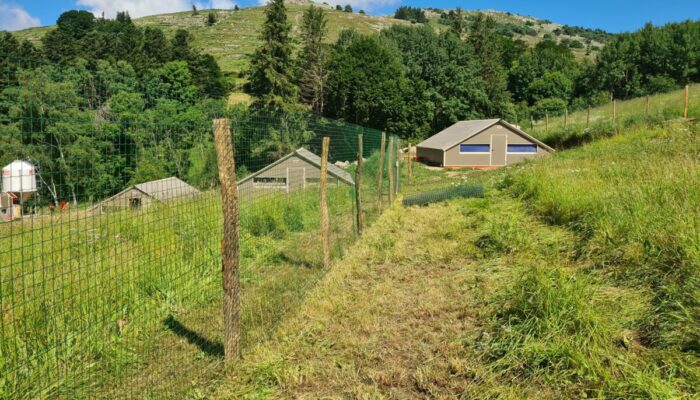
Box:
(0, 56, 398, 399)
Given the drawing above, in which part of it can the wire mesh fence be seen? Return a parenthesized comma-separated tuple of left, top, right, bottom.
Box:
(0, 55, 399, 399)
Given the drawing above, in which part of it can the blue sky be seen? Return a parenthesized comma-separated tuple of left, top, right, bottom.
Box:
(1, 0, 698, 33)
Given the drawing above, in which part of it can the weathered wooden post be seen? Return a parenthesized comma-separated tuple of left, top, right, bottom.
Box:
(407, 143, 413, 186)
(530, 116, 534, 130)
(376, 132, 386, 209)
(564, 108, 568, 129)
(612, 99, 617, 124)
(545, 113, 549, 132)
(394, 137, 400, 197)
(320, 137, 331, 269)
(213, 118, 241, 363)
(684, 84, 689, 119)
(387, 136, 394, 204)
(355, 134, 364, 237)
(586, 105, 591, 128)
(646, 95, 650, 117)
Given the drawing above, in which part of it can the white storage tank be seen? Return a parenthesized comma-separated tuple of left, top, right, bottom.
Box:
(2, 160, 37, 202)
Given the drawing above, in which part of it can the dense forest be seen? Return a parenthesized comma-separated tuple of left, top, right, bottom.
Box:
(0, 10, 228, 205)
(0, 1, 698, 204)
(248, 1, 699, 137)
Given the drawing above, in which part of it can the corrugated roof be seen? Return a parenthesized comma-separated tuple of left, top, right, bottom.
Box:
(415, 119, 554, 153)
(416, 119, 500, 151)
(134, 177, 201, 200)
(238, 148, 355, 186)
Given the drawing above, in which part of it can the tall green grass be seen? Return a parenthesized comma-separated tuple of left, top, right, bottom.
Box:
(0, 183, 361, 399)
(481, 121, 700, 397)
(528, 84, 700, 149)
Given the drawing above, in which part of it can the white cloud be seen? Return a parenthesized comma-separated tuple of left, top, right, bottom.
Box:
(0, 2, 41, 31)
(76, 0, 237, 19)
(211, 0, 236, 9)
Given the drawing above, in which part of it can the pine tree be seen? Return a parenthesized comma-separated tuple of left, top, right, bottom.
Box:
(192, 4, 198, 15)
(298, 6, 329, 114)
(247, 0, 297, 108)
(468, 13, 511, 117)
(207, 12, 217, 26)
(448, 7, 465, 38)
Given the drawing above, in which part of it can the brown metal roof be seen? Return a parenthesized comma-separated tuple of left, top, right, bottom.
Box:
(416, 119, 554, 152)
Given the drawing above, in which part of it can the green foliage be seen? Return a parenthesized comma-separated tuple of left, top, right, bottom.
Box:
(343, 4, 353, 13)
(595, 20, 700, 99)
(247, 0, 298, 109)
(207, 12, 217, 26)
(468, 14, 513, 119)
(393, 6, 428, 23)
(298, 5, 329, 114)
(324, 34, 410, 133)
(532, 98, 568, 119)
(380, 25, 489, 138)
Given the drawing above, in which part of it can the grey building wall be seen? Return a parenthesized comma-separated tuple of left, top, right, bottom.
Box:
(238, 155, 343, 200)
(442, 124, 550, 167)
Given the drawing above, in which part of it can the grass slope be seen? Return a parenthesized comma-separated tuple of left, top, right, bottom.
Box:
(13, 3, 607, 91)
(209, 120, 699, 398)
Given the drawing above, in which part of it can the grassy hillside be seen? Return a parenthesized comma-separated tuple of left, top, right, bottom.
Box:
(208, 119, 698, 397)
(424, 8, 610, 59)
(13, 3, 608, 90)
(529, 84, 700, 148)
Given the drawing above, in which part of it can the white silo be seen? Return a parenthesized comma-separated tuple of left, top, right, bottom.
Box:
(2, 160, 38, 202)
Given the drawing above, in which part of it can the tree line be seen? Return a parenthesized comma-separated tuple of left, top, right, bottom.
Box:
(248, 1, 699, 138)
(0, 10, 228, 205)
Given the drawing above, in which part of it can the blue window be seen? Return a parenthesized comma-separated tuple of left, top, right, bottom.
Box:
(460, 144, 490, 153)
(508, 144, 537, 153)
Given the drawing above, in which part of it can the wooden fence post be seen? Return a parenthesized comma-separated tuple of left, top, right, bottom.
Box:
(355, 134, 363, 237)
(394, 137, 400, 197)
(684, 84, 689, 119)
(530, 116, 534, 130)
(564, 108, 568, 129)
(646, 95, 650, 117)
(319, 136, 331, 268)
(320, 137, 330, 269)
(612, 99, 617, 124)
(407, 143, 413, 186)
(545, 113, 549, 132)
(387, 136, 394, 204)
(213, 118, 241, 363)
(587, 105, 591, 129)
(376, 132, 386, 209)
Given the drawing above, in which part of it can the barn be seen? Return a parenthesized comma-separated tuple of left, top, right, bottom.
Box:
(238, 148, 354, 200)
(416, 119, 554, 168)
(92, 177, 200, 213)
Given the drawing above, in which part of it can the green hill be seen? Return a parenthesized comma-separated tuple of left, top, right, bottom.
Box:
(13, 3, 610, 97)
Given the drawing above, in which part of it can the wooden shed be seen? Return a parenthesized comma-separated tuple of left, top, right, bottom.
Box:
(0, 192, 21, 222)
(416, 119, 554, 168)
(238, 148, 354, 200)
(92, 177, 200, 213)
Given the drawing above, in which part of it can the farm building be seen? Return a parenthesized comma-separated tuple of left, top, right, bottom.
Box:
(416, 119, 554, 168)
(0, 193, 22, 222)
(92, 177, 200, 213)
(238, 148, 354, 200)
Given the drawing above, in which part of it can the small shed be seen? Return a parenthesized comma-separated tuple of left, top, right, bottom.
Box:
(238, 148, 354, 200)
(92, 177, 200, 213)
(416, 119, 554, 168)
(0, 192, 21, 222)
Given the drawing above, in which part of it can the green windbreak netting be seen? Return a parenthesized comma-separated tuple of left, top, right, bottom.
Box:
(0, 56, 398, 398)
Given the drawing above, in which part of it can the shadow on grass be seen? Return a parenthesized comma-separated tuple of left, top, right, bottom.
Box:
(163, 315, 224, 357)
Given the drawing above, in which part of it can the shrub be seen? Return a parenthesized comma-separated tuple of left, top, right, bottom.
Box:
(532, 97, 568, 119)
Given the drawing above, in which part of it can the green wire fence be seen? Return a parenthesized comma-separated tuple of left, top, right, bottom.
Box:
(0, 56, 400, 399)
